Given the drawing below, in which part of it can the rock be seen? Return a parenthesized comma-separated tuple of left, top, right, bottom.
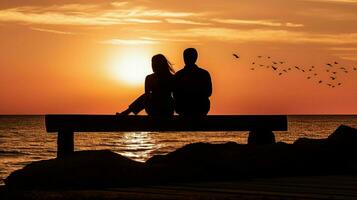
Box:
(293, 125, 357, 148)
(327, 125, 357, 146)
(248, 130, 276, 145)
(326, 125, 357, 172)
(5, 150, 145, 189)
(293, 125, 357, 174)
(293, 138, 326, 146)
(146, 142, 250, 181)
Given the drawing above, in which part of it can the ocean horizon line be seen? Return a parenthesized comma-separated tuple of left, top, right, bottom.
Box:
(1, 114, 356, 117)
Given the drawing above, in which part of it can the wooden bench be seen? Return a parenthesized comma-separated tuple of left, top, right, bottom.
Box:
(45, 115, 288, 158)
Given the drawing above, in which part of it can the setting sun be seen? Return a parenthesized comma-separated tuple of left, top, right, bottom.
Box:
(111, 49, 152, 86)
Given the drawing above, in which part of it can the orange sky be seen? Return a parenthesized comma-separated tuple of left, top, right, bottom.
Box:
(0, 0, 356, 114)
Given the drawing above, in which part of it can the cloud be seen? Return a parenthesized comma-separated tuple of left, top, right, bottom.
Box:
(140, 37, 198, 42)
(1, 1, 354, 47)
(165, 18, 210, 25)
(0, 3, 197, 26)
(212, 18, 304, 28)
(285, 22, 304, 27)
(110, 2, 130, 8)
(44, 4, 102, 11)
(327, 47, 357, 60)
(212, 19, 283, 27)
(136, 10, 196, 18)
(101, 36, 199, 46)
(329, 47, 357, 51)
(139, 27, 357, 45)
(297, 7, 357, 21)
(303, 0, 357, 3)
(335, 54, 357, 61)
(0, 7, 125, 25)
(101, 38, 159, 45)
(30, 27, 74, 35)
(123, 18, 162, 23)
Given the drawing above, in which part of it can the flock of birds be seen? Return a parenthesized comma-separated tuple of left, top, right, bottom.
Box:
(232, 53, 357, 88)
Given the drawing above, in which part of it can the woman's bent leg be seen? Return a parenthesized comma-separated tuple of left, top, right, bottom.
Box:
(128, 94, 147, 115)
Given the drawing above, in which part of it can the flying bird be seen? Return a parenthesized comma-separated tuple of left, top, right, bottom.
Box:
(302, 69, 305, 72)
(272, 66, 278, 70)
(258, 56, 262, 58)
(330, 76, 336, 80)
(283, 69, 287, 72)
(314, 73, 318, 76)
(326, 63, 332, 67)
(334, 61, 338, 64)
(307, 76, 311, 79)
(267, 56, 271, 59)
(353, 67, 356, 71)
(319, 80, 323, 84)
(273, 61, 278, 65)
(250, 68, 255, 70)
(288, 68, 291, 70)
(233, 54, 239, 58)
(279, 73, 283, 75)
(280, 61, 284, 64)
(252, 62, 255, 65)
(295, 66, 300, 70)
(338, 83, 342, 86)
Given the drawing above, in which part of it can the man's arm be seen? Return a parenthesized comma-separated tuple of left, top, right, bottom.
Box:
(206, 71, 212, 97)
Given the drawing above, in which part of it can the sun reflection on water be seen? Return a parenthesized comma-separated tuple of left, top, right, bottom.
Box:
(119, 132, 158, 161)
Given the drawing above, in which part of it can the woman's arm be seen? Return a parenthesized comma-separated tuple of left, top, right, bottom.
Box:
(145, 74, 153, 94)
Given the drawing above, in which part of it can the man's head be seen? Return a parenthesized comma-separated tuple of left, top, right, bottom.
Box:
(183, 48, 198, 65)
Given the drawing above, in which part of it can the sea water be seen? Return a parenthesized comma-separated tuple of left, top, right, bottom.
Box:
(0, 115, 356, 185)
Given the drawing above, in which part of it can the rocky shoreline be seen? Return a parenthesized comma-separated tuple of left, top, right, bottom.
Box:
(4, 125, 357, 189)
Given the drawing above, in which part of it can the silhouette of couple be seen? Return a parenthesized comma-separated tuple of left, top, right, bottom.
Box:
(118, 48, 212, 117)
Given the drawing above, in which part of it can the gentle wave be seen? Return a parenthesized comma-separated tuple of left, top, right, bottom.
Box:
(0, 150, 29, 157)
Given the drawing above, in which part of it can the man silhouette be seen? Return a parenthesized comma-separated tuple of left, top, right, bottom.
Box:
(173, 48, 212, 116)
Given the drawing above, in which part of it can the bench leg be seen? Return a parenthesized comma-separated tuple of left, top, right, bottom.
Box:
(248, 130, 276, 145)
(57, 131, 74, 158)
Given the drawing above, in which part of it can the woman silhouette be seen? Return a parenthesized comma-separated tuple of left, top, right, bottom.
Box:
(118, 54, 175, 116)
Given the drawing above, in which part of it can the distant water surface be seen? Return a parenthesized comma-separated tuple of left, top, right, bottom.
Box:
(0, 115, 356, 185)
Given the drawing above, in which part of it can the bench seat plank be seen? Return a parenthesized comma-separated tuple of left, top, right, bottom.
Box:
(45, 115, 287, 132)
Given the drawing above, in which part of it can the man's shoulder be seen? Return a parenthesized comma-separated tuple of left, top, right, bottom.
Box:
(174, 66, 211, 78)
(196, 66, 211, 77)
(196, 66, 209, 73)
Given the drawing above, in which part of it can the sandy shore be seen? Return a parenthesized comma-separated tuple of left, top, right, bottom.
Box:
(2, 175, 357, 200)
